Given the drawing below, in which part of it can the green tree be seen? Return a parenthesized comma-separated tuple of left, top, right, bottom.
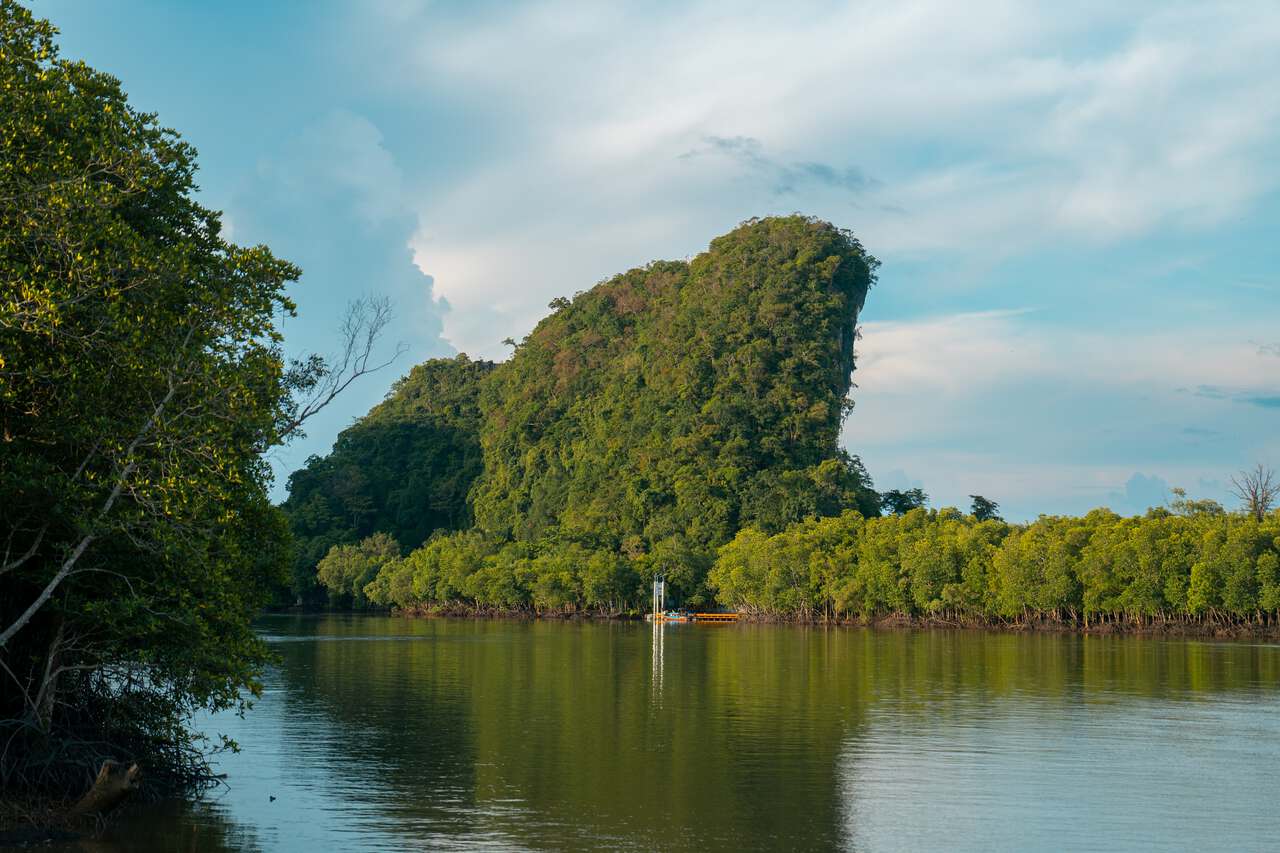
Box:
(901, 511, 962, 613)
(1167, 486, 1225, 518)
(703, 502, 1280, 629)
(0, 2, 389, 797)
(708, 529, 774, 617)
(316, 532, 402, 608)
(969, 495, 1001, 521)
(881, 488, 928, 515)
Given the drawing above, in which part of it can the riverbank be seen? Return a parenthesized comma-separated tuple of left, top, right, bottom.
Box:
(391, 602, 640, 620)
(738, 611, 1280, 640)
(378, 604, 1280, 639)
(0, 797, 83, 847)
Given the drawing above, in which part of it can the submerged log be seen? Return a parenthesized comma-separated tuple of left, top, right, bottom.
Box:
(69, 761, 141, 817)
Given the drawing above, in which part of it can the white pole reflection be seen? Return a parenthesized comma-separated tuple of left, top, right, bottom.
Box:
(651, 618, 665, 700)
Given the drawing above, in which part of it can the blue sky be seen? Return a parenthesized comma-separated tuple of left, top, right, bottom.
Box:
(44, 0, 1279, 520)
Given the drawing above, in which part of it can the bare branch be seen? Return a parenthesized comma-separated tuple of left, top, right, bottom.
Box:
(0, 655, 37, 719)
(1, 522, 47, 576)
(1230, 463, 1278, 522)
(277, 295, 406, 440)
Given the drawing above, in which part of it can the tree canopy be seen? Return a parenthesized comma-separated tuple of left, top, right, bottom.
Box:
(969, 495, 1001, 521)
(0, 1, 383, 797)
(708, 503, 1280, 627)
(880, 488, 928, 515)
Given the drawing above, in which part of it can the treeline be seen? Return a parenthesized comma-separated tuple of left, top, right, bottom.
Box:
(711, 506, 1280, 628)
(334, 503, 1280, 630)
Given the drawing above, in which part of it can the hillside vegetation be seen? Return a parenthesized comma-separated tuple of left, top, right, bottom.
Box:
(281, 355, 493, 604)
(289, 216, 881, 609)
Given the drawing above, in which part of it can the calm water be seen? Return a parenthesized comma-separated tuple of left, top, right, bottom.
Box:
(87, 616, 1280, 851)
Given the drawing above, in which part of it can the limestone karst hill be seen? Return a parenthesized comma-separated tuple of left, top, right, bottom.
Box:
(286, 215, 879, 607)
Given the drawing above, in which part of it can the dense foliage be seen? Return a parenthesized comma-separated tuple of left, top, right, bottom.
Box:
(281, 355, 492, 604)
(0, 2, 351, 798)
(708, 505, 1280, 627)
(331, 217, 881, 611)
(471, 217, 879, 551)
(315, 532, 401, 609)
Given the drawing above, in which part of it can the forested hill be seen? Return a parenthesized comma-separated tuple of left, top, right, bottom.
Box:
(287, 216, 881, 609)
(470, 216, 880, 566)
(281, 355, 494, 603)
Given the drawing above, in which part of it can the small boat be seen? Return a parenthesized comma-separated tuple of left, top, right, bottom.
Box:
(649, 610, 693, 623)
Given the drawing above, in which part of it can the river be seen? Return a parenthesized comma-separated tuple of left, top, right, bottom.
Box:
(83, 615, 1280, 851)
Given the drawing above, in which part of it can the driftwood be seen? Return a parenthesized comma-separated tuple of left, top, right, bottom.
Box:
(68, 761, 141, 817)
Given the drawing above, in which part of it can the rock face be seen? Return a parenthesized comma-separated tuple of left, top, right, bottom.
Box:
(469, 216, 879, 562)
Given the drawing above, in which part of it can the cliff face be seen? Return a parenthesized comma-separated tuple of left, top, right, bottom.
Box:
(470, 216, 879, 567)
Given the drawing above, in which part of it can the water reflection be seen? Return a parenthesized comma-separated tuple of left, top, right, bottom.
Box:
(39, 799, 264, 853)
(85, 618, 1280, 852)
(651, 619, 664, 699)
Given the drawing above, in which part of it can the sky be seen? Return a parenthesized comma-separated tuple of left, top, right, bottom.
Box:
(43, 0, 1280, 520)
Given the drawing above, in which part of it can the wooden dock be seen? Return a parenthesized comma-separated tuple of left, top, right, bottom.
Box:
(692, 613, 739, 622)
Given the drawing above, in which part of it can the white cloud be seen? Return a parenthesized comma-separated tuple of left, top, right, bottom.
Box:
(346, 1, 1280, 356)
(845, 309, 1278, 518)
(309, 1, 1280, 515)
(228, 109, 451, 497)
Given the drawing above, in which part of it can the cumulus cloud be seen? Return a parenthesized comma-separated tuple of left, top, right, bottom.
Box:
(306, 1, 1280, 515)
(279, 110, 408, 226)
(1106, 473, 1171, 516)
(229, 109, 452, 495)
(335, 0, 1280, 355)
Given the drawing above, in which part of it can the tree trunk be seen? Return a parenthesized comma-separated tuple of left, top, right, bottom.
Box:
(69, 761, 141, 817)
(33, 617, 65, 733)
